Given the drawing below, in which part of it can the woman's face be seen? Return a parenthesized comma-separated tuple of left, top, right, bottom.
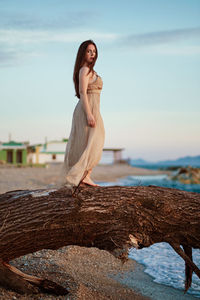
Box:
(84, 44, 96, 65)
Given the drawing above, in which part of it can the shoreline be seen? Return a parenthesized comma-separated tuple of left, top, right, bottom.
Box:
(113, 260, 198, 300)
(92, 163, 172, 183)
(0, 162, 172, 194)
(1, 245, 197, 300)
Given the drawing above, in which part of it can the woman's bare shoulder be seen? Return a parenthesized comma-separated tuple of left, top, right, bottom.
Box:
(79, 66, 90, 77)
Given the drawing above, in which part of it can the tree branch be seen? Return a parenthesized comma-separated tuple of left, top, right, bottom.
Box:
(0, 185, 200, 295)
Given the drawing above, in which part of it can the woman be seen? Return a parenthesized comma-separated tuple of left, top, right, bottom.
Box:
(62, 39, 105, 187)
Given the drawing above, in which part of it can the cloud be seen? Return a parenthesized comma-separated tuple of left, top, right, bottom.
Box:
(113, 27, 200, 56)
(0, 29, 118, 45)
(0, 46, 39, 67)
(1, 26, 200, 67)
(117, 27, 200, 48)
(0, 8, 107, 66)
(0, 49, 19, 66)
(146, 45, 200, 56)
(0, 10, 100, 30)
(0, 29, 118, 67)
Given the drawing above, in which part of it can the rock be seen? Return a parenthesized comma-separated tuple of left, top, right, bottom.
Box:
(170, 166, 200, 184)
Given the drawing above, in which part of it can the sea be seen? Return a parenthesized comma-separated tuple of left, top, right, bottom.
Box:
(100, 163, 200, 298)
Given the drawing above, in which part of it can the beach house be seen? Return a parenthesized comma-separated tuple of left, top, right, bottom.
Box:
(0, 139, 124, 165)
(0, 140, 28, 165)
(27, 139, 68, 164)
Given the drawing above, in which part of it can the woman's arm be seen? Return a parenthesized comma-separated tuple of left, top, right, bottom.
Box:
(79, 66, 96, 128)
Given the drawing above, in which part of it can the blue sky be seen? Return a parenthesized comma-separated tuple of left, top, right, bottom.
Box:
(0, 0, 200, 161)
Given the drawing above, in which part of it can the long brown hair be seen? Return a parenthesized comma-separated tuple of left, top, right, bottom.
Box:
(73, 40, 98, 99)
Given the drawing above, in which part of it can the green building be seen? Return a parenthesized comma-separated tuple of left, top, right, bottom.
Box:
(0, 141, 27, 165)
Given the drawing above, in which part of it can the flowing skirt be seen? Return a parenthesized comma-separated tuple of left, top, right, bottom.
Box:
(60, 93, 105, 187)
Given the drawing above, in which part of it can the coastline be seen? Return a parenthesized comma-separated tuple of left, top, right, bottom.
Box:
(1, 246, 197, 300)
(112, 260, 198, 300)
(92, 163, 172, 183)
(0, 162, 172, 194)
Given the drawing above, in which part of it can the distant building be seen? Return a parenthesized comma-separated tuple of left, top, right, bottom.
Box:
(27, 139, 68, 164)
(0, 141, 28, 164)
(0, 138, 124, 165)
(0, 139, 68, 165)
(101, 148, 124, 164)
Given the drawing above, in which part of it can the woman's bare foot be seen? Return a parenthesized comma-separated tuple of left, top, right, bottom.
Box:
(82, 176, 99, 186)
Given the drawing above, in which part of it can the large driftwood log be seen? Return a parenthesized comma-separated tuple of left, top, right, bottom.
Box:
(0, 185, 200, 295)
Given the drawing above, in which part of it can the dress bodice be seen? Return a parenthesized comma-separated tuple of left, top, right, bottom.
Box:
(87, 75, 103, 95)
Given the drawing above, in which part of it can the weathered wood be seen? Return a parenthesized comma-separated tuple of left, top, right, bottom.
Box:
(0, 185, 200, 295)
(0, 260, 68, 295)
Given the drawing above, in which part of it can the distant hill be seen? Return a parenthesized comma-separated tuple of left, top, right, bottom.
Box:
(131, 155, 200, 167)
(129, 158, 148, 165)
(156, 155, 200, 166)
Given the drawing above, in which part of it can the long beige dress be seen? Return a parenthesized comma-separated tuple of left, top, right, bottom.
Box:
(61, 73, 105, 187)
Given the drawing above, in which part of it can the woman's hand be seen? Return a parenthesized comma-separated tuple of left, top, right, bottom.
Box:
(87, 113, 96, 127)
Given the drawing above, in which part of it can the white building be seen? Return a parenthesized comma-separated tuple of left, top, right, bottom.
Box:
(27, 139, 124, 165)
(27, 139, 67, 164)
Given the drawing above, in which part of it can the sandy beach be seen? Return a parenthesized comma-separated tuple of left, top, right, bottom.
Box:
(92, 163, 171, 182)
(0, 162, 171, 194)
(0, 246, 151, 300)
(1, 163, 195, 299)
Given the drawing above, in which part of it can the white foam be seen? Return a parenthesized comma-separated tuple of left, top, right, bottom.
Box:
(129, 243, 200, 297)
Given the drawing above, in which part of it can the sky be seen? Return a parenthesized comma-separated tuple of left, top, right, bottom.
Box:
(0, 0, 200, 161)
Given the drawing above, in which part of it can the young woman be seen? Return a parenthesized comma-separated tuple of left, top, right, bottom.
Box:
(62, 40, 105, 187)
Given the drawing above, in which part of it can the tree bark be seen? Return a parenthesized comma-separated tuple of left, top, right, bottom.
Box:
(0, 184, 200, 295)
